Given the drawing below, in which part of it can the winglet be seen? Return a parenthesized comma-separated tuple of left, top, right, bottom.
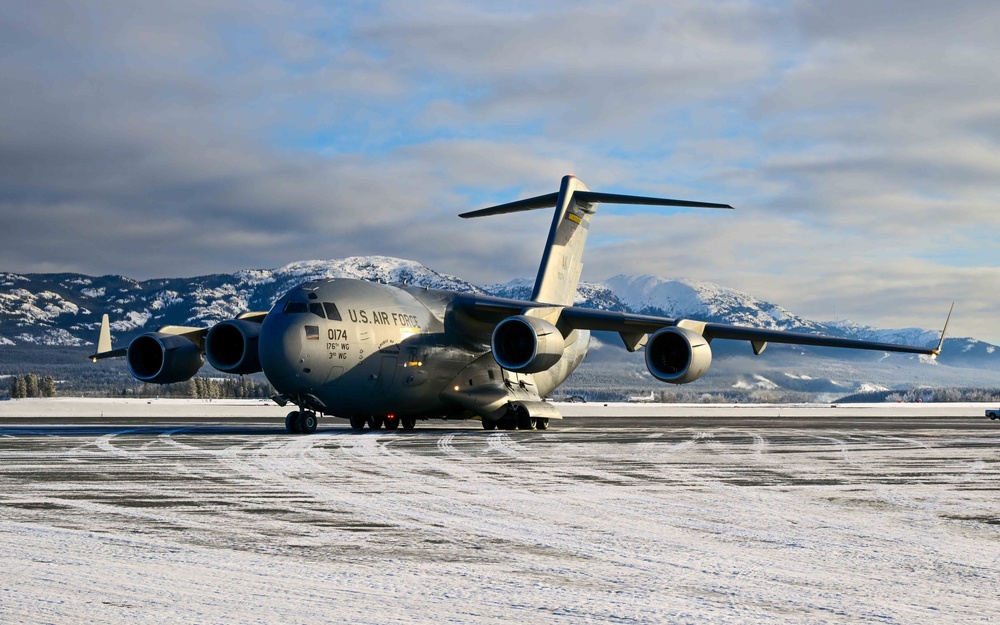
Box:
(97, 314, 112, 354)
(932, 302, 954, 357)
(89, 314, 126, 361)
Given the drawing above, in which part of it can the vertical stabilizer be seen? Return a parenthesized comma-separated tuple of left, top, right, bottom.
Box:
(531, 175, 593, 305)
(458, 176, 732, 306)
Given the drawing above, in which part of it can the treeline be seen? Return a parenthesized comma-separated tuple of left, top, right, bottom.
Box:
(3, 373, 274, 400)
(836, 387, 1000, 403)
(112, 377, 275, 399)
(6, 373, 58, 398)
(555, 387, 817, 404)
(558, 385, 1000, 404)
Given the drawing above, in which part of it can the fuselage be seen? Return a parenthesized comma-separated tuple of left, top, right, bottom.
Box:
(258, 279, 590, 421)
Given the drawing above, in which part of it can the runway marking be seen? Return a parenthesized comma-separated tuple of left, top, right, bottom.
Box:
(436, 433, 461, 457)
(885, 435, 931, 450)
(484, 432, 522, 456)
(94, 429, 141, 459)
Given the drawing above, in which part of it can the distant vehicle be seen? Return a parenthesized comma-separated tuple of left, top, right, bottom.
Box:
(629, 392, 656, 403)
(987, 409, 1000, 420)
(91, 175, 951, 434)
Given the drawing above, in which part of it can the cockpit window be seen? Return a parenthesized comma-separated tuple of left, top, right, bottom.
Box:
(283, 301, 308, 314)
(309, 303, 326, 318)
(323, 302, 342, 321)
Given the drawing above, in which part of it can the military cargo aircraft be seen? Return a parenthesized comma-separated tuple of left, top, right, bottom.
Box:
(92, 175, 950, 433)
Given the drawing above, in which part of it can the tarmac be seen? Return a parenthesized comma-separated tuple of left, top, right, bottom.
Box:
(1, 399, 997, 623)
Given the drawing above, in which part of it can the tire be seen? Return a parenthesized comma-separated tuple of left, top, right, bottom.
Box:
(535, 418, 549, 430)
(367, 416, 384, 430)
(384, 416, 400, 430)
(349, 416, 366, 431)
(501, 417, 517, 431)
(285, 411, 301, 434)
(482, 420, 497, 431)
(402, 417, 417, 430)
(517, 415, 536, 430)
(298, 411, 317, 434)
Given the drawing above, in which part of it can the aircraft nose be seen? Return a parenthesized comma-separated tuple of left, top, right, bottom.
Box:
(259, 314, 305, 390)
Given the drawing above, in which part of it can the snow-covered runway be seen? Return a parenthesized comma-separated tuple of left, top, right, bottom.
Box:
(1, 403, 998, 623)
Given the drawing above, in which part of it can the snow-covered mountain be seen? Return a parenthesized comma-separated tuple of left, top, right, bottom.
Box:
(0, 257, 477, 347)
(0, 258, 995, 372)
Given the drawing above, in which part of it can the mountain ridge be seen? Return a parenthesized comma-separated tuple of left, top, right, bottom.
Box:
(0, 257, 993, 371)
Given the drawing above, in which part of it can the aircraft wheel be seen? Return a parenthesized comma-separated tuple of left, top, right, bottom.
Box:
(482, 420, 497, 431)
(298, 411, 318, 434)
(535, 418, 549, 430)
(367, 416, 384, 430)
(501, 417, 517, 431)
(384, 415, 400, 431)
(402, 417, 417, 430)
(285, 411, 302, 434)
(349, 416, 366, 431)
(517, 415, 536, 430)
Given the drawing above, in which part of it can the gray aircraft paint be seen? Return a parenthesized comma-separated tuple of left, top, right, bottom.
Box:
(92, 175, 946, 433)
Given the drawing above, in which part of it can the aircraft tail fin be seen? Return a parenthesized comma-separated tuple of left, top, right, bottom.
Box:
(460, 175, 732, 306)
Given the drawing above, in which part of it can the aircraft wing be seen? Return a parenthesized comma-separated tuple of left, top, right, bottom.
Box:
(560, 307, 943, 355)
(451, 294, 947, 357)
(88, 311, 270, 361)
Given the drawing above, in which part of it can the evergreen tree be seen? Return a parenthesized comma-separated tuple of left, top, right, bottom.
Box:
(11, 376, 26, 399)
(24, 373, 39, 398)
(40, 375, 57, 398)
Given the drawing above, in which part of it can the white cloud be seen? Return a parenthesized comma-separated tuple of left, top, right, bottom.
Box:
(1, 1, 999, 341)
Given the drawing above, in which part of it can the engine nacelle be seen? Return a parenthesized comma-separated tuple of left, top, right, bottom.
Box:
(644, 327, 713, 384)
(205, 319, 262, 375)
(491, 315, 565, 373)
(127, 332, 204, 384)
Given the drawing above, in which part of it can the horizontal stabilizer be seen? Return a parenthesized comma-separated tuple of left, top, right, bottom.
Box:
(459, 193, 559, 218)
(573, 191, 732, 210)
(459, 185, 732, 219)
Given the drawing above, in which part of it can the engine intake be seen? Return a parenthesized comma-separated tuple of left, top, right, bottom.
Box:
(491, 315, 565, 373)
(127, 333, 204, 384)
(644, 327, 712, 384)
(205, 319, 262, 375)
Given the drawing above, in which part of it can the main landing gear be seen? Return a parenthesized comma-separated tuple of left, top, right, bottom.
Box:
(481, 416, 549, 431)
(285, 410, 318, 434)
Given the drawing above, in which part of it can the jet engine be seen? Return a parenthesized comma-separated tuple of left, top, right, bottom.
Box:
(644, 327, 712, 384)
(127, 333, 204, 384)
(491, 315, 565, 373)
(205, 319, 263, 375)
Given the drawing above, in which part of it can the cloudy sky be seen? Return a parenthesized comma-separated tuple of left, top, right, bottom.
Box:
(2, 1, 998, 341)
